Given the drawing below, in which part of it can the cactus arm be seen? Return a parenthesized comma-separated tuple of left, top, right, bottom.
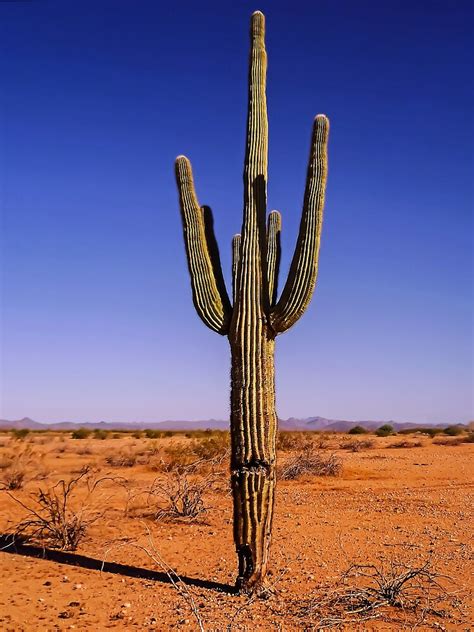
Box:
(266, 210, 281, 306)
(270, 115, 329, 333)
(232, 234, 241, 305)
(175, 155, 231, 334)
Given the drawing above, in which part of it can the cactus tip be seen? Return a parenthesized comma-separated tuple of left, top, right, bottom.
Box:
(251, 10, 265, 36)
(314, 114, 329, 125)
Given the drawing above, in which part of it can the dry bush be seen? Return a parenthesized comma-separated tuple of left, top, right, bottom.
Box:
(433, 436, 466, 447)
(75, 444, 94, 456)
(150, 443, 197, 472)
(6, 466, 110, 550)
(0, 446, 39, 490)
(314, 435, 330, 450)
(293, 556, 464, 628)
(146, 468, 216, 522)
(105, 448, 137, 468)
(277, 431, 314, 452)
(387, 440, 423, 449)
(340, 438, 374, 452)
(191, 432, 229, 460)
(54, 441, 68, 454)
(279, 447, 342, 480)
(149, 436, 228, 473)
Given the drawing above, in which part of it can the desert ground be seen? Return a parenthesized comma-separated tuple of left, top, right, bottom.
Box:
(0, 428, 472, 631)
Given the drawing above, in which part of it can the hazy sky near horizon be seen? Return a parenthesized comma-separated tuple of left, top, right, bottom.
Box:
(1, 0, 472, 425)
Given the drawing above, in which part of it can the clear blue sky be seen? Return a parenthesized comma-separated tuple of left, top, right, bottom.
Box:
(1, 0, 472, 424)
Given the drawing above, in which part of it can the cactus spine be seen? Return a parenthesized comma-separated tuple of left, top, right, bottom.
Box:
(175, 11, 329, 593)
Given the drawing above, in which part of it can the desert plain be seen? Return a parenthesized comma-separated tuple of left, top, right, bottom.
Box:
(0, 428, 472, 631)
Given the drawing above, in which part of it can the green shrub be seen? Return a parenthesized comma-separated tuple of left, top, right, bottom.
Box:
(348, 425, 367, 435)
(421, 427, 443, 437)
(144, 429, 162, 439)
(11, 428, 30, 440)
(443, 425, 464, 436)
(93, 429, 108, 440)
(375, 424, 394, 437)
(72, 428, 91, 440)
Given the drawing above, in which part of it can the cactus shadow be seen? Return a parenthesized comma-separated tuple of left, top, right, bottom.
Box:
(0, 533, 236, 594)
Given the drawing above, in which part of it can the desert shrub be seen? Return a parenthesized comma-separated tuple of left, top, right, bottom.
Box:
(75, 444, 94, 456)
(375, 424, 394, 437)
(340, 438, 374, 452)
(277, 432, 314, 452)
(144, 429, 162, 439)
(150, 443, 200, 472)
(1, 467, 26, 490)
(132, 430, 143, 439)
(148, 469, 215, 522)
(54, 440, 67, 454)
(295, 555, 461, 628)
(191, 432, 229, 460)
(463, 432, 474, 443)
(387, 440, 423, 449)
(348, 425, 367, 435)
(7, 467, 104, 550)
(0, 446, 37, 490)
(93, 429, 108, 440)
(279, 448, 342, 480)
(11, 428, 30, 440)
(443, 425, 464, 436)
(433, 436, 465, 447)
(105, 449, 137, 468)
(398, 427, 442, 437)
(72, 428, 91, 440)
(423, 427, 443, 437)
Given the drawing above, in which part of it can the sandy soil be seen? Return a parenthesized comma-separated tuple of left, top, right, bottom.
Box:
(0, 431, 472, 631)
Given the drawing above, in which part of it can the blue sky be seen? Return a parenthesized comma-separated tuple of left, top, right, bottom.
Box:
(1, 0, 472, 424)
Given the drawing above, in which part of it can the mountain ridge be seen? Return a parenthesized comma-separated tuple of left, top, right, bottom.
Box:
(0, 416, 459, 432)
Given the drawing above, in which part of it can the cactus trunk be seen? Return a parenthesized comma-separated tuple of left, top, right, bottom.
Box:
(175, 10, 329, 593)
(229, 330, 277, 591)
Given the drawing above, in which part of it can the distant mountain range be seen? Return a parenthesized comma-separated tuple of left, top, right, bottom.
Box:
(0, 416, 459, 432)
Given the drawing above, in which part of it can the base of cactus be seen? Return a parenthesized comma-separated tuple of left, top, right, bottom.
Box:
(231, 464, 276, 595)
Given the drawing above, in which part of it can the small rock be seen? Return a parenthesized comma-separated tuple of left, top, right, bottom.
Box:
(62, 576, 70, 583)
(73, 584, 82, 590)
(110, 612, 125, 620)
(68, 602, 80, 608)
(58, 611, 72, 619)
(43, 581, 52, 587)
(121, 602, 131, 609)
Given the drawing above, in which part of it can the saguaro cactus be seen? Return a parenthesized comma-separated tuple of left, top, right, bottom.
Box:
(175, 11, 329, 593)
